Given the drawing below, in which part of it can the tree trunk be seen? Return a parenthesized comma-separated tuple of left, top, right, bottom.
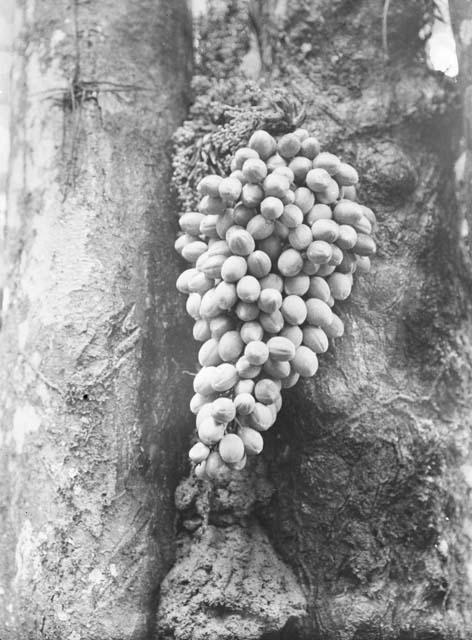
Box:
(157, 1, 472, 639)
(0, 1, 192, 639)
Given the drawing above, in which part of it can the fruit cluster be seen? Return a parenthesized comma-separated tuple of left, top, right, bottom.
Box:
(175, 128, 376, 481)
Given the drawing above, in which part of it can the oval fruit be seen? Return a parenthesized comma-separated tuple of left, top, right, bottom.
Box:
(219, 434, 245, 464)
(281, 295, 307, 325)
(238, 426, 264, 455)
(211, 397, 236, 423)
(267, 336, 296, 361)
(292, 346, 319, 377)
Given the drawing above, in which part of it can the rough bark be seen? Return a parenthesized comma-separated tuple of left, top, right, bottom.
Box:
(0, 1, 192, 639)
(157, 1, 472, 639)
(450, 1, 472, 275)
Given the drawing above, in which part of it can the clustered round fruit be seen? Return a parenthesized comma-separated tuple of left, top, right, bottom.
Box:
(175, 128, 376, 482)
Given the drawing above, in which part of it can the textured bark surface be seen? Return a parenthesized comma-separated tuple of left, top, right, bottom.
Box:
(0, 1, 192, 638)
(158, 1, 472, 639)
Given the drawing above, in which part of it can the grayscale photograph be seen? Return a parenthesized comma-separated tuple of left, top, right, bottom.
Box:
(0, 1, 471, 639)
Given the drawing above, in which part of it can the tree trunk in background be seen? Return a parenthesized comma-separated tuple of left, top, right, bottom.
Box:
(157, 1, 472, 639)
(450, 1, 472, 276)
(0, 1, 192, 639)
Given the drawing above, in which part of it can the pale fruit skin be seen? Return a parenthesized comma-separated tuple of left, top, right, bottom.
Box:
(280, 325, 303, 348)
(263, 173, 290, 199)
(212, 363, 239, 392)
(245, 340, 270, 366)
(278, 133, 301, 159)
(196, 403, 214, 428)
(300, 136, 320, 159)
(260, 196, 284, 221)
(311, 219, 340, 243)
(246, 215, 275, 240)
(306, 167, 331, 191)
(354, 233, 376, 256)
(227, 228, 256, 256)
(205, 451, 231, 481)
(263, 358, 291, 379)
(234, 379, 255, 395)
(176, 268, 199, 294)
(240, 321, 264, 343)
(193, 366, 217, 395)
(302, 326, 329, 353)
(179, 212, 205, 235)
(280, 204, 303, 228)
(193, 319, 211, 342)
(259, 273, 284, 292)
(259, 310, 285, 334)
(267, 336, 296, 361)
(258, 288, 283, 314)
(289, 156, 312, 184)
(182, 240, 208, 263)
(242, 158, 268, 183)
(197, 174, 223, 197)
(294, 187, 315, 214)
(247, 250, 272, 278)
(234, 146, 259, 168)
(218, 330, 245, 362)
(334, 162, 359, 186)
(236, 356, 262, 380)
(197, 416, 226, 445)
(305, 203, 332, 225)
(308, 275, 331, 302)
(214, 281, 237, 310)
(292, 346, 319, 377)
(313, 151, 341, 175)
(305, 298, 334, 329)
(218, 176, 242, 203)
(277, 248, 303, 277)
(219, 434, 245, 464)
(306, 240, 333, 265)
(210, 315, 234, 339)
(266, 153, 287, 171)
(190, 392, 214, 414)
(248, 130, 277, 159)
(189, 442, 211, 463)
(250, 403, 277, 431)
(234, 393, 256, 416)
(238, 426, 264, 455)
(284, 274, 310, 296)
(255, 378, 280, 404)
(325, 313, 345, 338)
(221, 255, 247, 282)
(198, 338, 222, 367)
(333, 200, 363, 225)
(281, 295, 307, 325)
(273, 166, 295, 183)
(336, 224, 358, 250)
(235, 301, 260, 322)
(236, 275, 261, 303)
(328, 272, 353, 300)
(186, 292, 201, 320)
(232, 203, 255, 226)
(316, 179, 340, 205)
(288, 225, 313, 251)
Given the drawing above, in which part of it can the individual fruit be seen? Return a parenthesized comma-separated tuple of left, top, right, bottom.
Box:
(219, 434, 245, 464)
